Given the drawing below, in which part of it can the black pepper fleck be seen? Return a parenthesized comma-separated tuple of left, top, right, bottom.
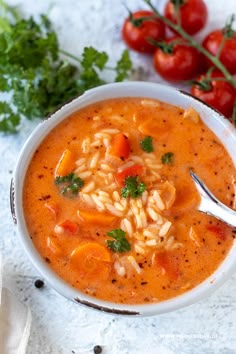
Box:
(34, 279, 44, 289)
(93, 345, 103, 354)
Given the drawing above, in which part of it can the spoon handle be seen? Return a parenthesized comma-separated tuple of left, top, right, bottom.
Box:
(190, 170, 236, 228)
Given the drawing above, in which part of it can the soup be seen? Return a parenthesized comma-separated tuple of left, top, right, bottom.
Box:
(23, 97, 236, 304)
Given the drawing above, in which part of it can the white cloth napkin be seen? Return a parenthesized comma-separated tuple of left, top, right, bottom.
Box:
(0, 256, 32, 354)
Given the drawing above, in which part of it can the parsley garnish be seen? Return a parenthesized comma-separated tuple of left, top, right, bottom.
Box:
(0, 2, 132, 133)
(106, 229, 131, 253)
(140, 136, 154, 153)
(55, 173, 84, 196)
(161, 152, 174, 164)
(121, 176, 146, 198)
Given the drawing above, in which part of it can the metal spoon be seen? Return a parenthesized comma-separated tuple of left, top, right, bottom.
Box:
(189, 170, 236, 228)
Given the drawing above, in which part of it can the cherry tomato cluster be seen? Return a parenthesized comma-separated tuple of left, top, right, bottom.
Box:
(122, 0, 236, 119)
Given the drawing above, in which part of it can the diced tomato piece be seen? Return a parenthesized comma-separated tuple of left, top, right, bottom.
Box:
(55, 220, 79, 235)
(109, 133, 130, 160)
(153, 251, 179, 280)
(115, 164, 143, 186)
(206, 225, 227, 241)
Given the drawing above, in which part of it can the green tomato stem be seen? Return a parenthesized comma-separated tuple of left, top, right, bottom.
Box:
(143, 0, 236, 88)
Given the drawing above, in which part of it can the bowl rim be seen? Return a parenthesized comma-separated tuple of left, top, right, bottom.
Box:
(13, 81, 236, 316)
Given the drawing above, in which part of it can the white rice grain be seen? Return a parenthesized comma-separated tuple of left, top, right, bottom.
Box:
(114, 202, 125, 211)
(91, 194, 106, 210)
(146, 239, 157, 246)
(128, 256, 142, 274)
(141, 99, 160, 107)
(159, 221, 172, 237)
(114, 261, 126, 277)
(81, 138, 91, 154)
(81, 181, 95, 193)
(101, 128, 120, 134)
(134, 243, 146, 254)
(75, 158, 86, 166)
(153, 190, 165, 210)
(77, 171, 92, 179)
(94, 132, 111, 139)
(89, 151, 100, 169)
(105, 203, 123, 217)
(147, 207, 159, 221)
(90, 140, 101, 147)
(81, 193, 95, 207)
(121, 218, 133, 236)
(101, 163, 115, 172)
(112, 190, 120, 202)
(117, 161, 134, 172)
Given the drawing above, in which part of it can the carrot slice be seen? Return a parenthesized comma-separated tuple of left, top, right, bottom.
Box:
(115, 164, 143, 186)
(70, 243, 112, 280)
(78, 210, 117, 226)
(55, 149, 75, 177)
(55, 220, 79, 234)
(109, 133, 130, 160)
(138, 119, 171, 139)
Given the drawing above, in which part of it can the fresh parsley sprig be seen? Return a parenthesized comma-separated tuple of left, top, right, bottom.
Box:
(0, 2, 132, 133)
(106, 229, 131, 253)
(121, 176, 146, 198)
(55, 172, 84, 196)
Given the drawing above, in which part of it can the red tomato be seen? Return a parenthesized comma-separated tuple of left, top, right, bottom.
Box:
(191, 70, 235, 118)
(122, 10, 165, 53)
(153, 37, 202, 81)
(164, 0, 208, 35)
(203, 29, 236, 75)
(115, 164, 143, 186)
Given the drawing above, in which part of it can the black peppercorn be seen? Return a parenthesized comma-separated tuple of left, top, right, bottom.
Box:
(34, 279, 44, 289)
(93, 345, 102, 354)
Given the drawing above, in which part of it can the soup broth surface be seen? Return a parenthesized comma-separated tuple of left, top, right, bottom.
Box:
(23, 97, 236, 304)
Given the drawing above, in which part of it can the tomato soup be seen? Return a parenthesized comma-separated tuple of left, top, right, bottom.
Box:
(23, 98, 236, 304)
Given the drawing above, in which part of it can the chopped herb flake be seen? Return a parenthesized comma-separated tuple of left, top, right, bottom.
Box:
(140, 136, 154, 153)
(106, 229, 131, 253)
(55, 172, 84, 196)
(121, 176, 146, 198)
(161, 152, 174, 164)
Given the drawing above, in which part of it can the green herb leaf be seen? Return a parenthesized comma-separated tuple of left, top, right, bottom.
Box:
(55, 172, 84, 196)
(0, 2, 132, 134)
(140, 136, 154, 152)
(161, 152, 174, 164)
(121, 176, 146, 198)
(106, 229, 131, 253)
(115, 49, 132, 82)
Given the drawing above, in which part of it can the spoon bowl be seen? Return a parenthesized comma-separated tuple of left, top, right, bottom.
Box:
(190, 170, 236, 228)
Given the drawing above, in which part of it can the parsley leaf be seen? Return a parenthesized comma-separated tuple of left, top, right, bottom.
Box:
(121, 176, 146, 198)
(106, 229, 131, 253)
(0, 2, 132, 133)
(140, 136, 154, 153)
(115, 49, 132, 82)
(161, 152, 174, 164)
(55, 172, 84, 196)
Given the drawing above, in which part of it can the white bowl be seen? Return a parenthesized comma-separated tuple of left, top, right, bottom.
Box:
(11, 82, 236, 316)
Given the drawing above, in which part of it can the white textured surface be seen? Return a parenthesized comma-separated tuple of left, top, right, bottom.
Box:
(1, 0, 236, 353)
